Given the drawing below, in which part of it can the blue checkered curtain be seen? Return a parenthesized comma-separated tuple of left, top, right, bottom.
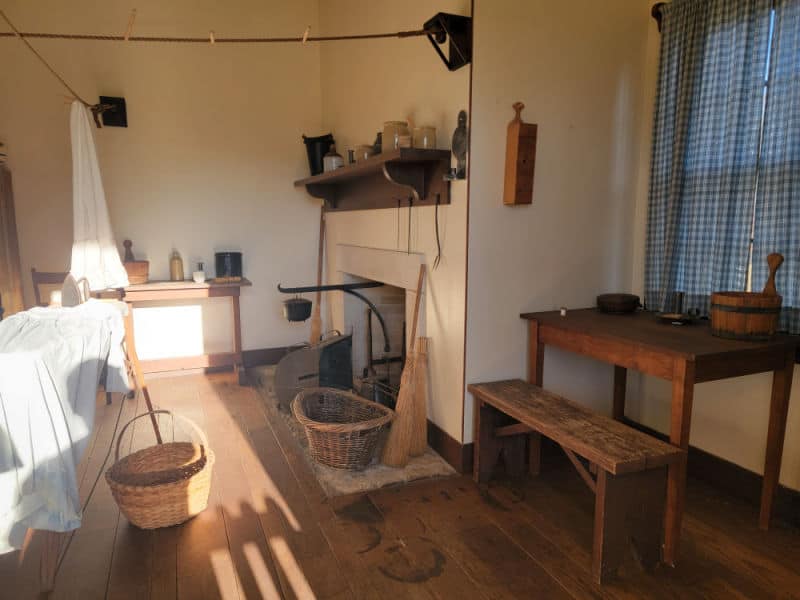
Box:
(753, 0, 800, 333)
(645, 0, 773, 314)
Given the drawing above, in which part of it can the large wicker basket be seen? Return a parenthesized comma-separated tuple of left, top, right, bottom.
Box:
(292, 387, 394, 470)
(105, 410, 215, 529)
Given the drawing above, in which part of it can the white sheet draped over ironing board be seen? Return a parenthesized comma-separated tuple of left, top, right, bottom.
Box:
(69, 101, 128, 291)
(0, 301, 130, 554)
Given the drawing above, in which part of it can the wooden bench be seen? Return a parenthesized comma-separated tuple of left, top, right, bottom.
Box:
(468, 379, 685, 584)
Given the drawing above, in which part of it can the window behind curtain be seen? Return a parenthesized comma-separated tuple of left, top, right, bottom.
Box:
(645, 0, 774, 315)
(752, 0, 800, 332)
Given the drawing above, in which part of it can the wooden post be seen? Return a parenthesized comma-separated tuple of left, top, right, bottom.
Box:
(592, 469, 666, 584)
(613, 366, 627, 421)
(759, 348, 795, 529)
(473, 401, 502, 484)
(663, 358, 694, 566)
(527, 319, 544, 476)
(40, 530, 67, 592)
(527, 319, 544, 386)
(232, 292, 245, 385)
(528, 432, 542, 477)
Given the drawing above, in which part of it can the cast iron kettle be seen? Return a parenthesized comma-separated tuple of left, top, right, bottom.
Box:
(284, 296, 312, 322)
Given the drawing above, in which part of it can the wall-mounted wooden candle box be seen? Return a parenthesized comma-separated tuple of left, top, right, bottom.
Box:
(503, 102, 537, 205)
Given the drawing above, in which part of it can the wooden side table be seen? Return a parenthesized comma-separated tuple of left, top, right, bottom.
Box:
(124, 278, 252, 384)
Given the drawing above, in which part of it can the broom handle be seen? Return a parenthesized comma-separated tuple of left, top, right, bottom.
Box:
(310, 207, 325, 343)
(409, 265, 425, 350)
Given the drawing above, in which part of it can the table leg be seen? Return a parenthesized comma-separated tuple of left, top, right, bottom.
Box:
(232, 293, 245, 385)
(759, 348, 795, 530)
(124, 303, 162, 444)
(40, 530, 67, 592)
(663, 358, 694, 566)
(527, 319, 544, 475)
(613, 366, 627, 421)
(527, 319, 544, 386)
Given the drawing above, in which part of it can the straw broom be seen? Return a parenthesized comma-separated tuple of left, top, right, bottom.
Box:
(382, 264, 425, 467)
(309, 207, 325, 345)
(410, 336, 429, 456)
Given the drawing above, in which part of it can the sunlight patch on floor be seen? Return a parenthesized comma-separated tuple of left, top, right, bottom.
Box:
(239, 441, 302, 531)
(269, 536, 315, 599)
(209, 547, 242, 600)
(243, 541, 282, 599)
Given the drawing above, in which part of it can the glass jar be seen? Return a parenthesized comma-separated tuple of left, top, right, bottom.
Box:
(354, 145, 375, 162)
(412, 126, 437, 149)
(323, 145, 344, 172)
(382, 121, 410, 152)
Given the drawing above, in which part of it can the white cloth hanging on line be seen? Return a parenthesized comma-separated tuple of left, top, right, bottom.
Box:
(69, 101, 129, 291)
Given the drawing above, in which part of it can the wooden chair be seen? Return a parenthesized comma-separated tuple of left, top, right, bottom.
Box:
(30, 268, 67, 307)
(30, 267, 134, 404)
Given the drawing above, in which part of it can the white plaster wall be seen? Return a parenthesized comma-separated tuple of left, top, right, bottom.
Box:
(465, 0, 800, 492)
(0, 0, 323, 356)
(465, 0, 654, 441)
(318, 0, 471, 442)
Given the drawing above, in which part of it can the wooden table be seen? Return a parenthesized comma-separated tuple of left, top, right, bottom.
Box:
(124, 278, 252, 382)
(521, 308, 797, 566)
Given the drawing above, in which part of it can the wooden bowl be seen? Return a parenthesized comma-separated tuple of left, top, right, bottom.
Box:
(596, 293, 640, 314)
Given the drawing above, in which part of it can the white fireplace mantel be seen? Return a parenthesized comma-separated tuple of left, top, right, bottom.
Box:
(336, 244, 425, 291)
(335, 244, 426, 348)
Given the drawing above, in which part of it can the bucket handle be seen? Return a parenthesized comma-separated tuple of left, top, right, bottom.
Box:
(115, 410, 210, 462)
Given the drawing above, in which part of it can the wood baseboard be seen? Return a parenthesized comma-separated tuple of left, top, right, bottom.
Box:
(140, 352, 241, 373)
(138, 346, 290, 377)
(622, 417, 800, 528)
(427, 420, 474, 474)
(243, 347, 290, 367)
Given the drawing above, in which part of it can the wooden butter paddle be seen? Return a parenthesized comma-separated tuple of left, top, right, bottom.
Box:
(762, 253, 784, 296)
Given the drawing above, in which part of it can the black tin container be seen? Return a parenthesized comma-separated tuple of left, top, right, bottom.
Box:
(215, 252, 243, 279)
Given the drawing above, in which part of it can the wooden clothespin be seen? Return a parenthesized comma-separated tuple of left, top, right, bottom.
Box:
(209, 30, 216, 44)
(302, 25, 310, 44)
(124, 8, 137, 41)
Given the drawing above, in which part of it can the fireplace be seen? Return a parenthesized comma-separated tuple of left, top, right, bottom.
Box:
(333, 244, 426, 405)
(342, 275, 405, 406)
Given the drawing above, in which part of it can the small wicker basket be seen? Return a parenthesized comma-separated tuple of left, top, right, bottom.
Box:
(105, 410, 215, 529)
(292, 387, 394, 470)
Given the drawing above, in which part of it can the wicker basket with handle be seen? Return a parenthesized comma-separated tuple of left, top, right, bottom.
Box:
(105, 410, 215, 529)
(292, 387, 394, 470)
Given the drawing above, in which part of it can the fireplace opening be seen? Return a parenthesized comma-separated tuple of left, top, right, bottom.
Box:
(343, 275, 406, 409)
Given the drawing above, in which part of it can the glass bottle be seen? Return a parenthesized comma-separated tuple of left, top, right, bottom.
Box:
(169, 250, 184, 281)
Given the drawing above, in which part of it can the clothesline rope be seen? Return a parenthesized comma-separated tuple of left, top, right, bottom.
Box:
(0, 9, 93, 108)
(0, 29, 427, 44)
(0, 8, 426, 125)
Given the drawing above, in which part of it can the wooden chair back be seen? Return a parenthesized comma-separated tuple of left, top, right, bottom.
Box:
(31, 268, 67, 307)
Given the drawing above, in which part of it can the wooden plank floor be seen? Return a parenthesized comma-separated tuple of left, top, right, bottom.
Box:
(3, 372, 799, 599)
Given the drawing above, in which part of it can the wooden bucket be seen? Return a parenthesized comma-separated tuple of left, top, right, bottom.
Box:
(124, 260, 149, 284)
(710, 292, 782, 340)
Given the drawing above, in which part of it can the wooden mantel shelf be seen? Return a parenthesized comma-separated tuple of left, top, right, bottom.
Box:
(293, 148, 451, 212)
